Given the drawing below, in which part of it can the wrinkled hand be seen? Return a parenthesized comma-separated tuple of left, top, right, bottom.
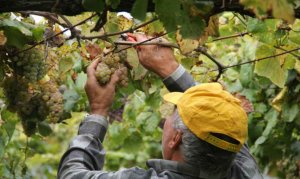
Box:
(128, 33, 179, 78)
(85, 59, 121, 116)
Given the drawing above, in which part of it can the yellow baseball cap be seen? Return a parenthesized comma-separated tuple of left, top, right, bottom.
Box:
(163, 83, 248, 153)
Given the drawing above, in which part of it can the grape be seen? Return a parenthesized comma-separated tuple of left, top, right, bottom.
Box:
(8, 48, 48, 82)
(95, 62, 112, 85)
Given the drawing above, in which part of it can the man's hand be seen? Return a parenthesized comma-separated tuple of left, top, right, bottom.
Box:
(85, 59, 121, 116)
(128, 33, 179, 78)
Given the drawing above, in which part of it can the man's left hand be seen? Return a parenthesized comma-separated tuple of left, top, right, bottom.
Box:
(85, 58, 121, 116)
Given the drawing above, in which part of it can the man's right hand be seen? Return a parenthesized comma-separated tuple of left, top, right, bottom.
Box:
(128, 33, 179, 78)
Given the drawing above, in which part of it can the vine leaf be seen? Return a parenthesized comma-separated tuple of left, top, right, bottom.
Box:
(254, 44, 287, 88)
(233, 93, 254, 113)
(131, 0, 148, 21)
(38, 121, 53, 137)
(82, 0, 105, 12)
(154, 0, 206, 39)
(241, 0, 295, 23)
(85, 43, 102, 60)
(176, 16, 219, 54)
(272, 0, 295, 24)
(271, 87, 288, 112)
(176, 32, 199, 55)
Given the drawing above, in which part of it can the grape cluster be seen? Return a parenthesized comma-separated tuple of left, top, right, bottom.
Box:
(9, 48, 48, 82)
(40, 81, 64, 123)
(95, 53, 129, 87)
(3, 77, 42, 136)
(3, 76, 65, 136)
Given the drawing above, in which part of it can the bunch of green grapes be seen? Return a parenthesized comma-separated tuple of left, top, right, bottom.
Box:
(3, 76, 44, 136)
(40, 81, 64, 123)
(9, 48, 48, 82)
(3, 76, 65, 135)
(95, 53, 129, 87)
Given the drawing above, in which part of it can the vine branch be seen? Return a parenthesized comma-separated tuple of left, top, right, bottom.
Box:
(112, 32, 170, 54)
(208, 47, 300, 73)
(195, 47, 225, 81)
(14, 13, 97, 55)
(80, 17, 158, 40)
(19, 11, 68, 27)
(212, 32, 249, 42)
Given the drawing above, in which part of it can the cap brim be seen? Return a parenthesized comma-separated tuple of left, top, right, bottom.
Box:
(163, 92, 183, 105)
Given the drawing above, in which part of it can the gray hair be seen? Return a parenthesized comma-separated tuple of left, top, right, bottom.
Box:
(173, 110, 237, 177)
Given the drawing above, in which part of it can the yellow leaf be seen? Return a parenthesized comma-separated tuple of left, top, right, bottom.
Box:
(272, 0, 295, 24)
(271, 87, 288, 112)
(254, 44, 287, 88)
(295, 60, 300, 74)
(0, 31, 7, 46)
(176, 31, 199, 55)
(175, 16, 219, 55)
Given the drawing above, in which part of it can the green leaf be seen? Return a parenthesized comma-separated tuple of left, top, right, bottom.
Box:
(262, 109, 278, 137)
(107, 0, 121, 9)
(247, 18, 267, 34)
(144, 113, 160, 133)
(180, 16, 206, 39)
(154, 0, 180, 33)
(0, 19, 32, 36)
(131, 0, 148, 21)
(136, 112, 152, 126)
(193, 1, 214, 15)
(123, 132, 143, 151)
(63, 89, 80, 111)
(239, 64, 254, 87)
(32, 27, 45, 41)
(282, 103, 299, 122)
(75, 72, 87, 90)
(38, 122, 53, 136)
(59, 57, 74, 74)
(2, 27, 28, 48)
(180, 58, 197, 70)
(1, 110, 18, 141)
(254, 44, 287, 88)
(82, 0, 105, 12)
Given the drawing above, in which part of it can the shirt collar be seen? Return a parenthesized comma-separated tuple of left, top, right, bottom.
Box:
(146, 159, 226, 179)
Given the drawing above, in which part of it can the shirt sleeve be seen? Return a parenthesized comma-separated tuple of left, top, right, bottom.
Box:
(163, 64, 196, 92)
(229, 145, 263, 179)
(57, 114, 109, 178)
(57, 115, 163, 179)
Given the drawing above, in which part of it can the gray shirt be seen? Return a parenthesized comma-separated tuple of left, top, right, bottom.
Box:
(58, 65, 263, 179)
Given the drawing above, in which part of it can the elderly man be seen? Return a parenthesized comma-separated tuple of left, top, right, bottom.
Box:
(58, 34, 263, 179)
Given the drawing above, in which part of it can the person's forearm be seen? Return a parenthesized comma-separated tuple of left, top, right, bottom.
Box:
(163, 64, 196, 92)
(58, 115, 108, 179)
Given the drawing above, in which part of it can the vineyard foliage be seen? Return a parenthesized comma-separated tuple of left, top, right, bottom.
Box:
(0, 0, 300, 178)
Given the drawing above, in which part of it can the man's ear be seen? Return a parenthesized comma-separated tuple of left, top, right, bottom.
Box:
(168, 130, 182, 149)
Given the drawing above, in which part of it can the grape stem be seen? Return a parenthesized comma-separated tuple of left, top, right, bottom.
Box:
(113, 41, 179, 49)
